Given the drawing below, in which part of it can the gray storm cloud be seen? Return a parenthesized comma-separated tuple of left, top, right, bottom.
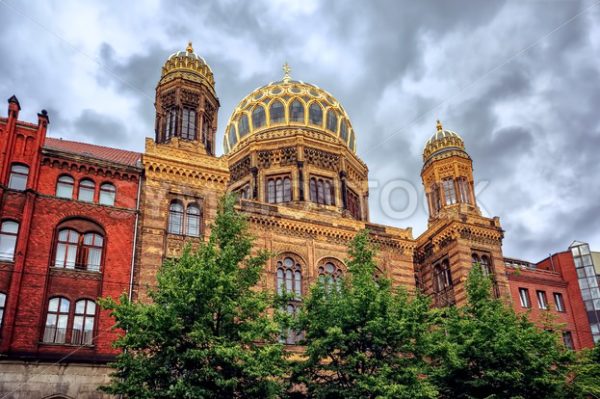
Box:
(0, 0, 598, 261)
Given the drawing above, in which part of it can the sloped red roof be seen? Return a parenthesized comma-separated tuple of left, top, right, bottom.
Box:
(44, 137, 141, 167)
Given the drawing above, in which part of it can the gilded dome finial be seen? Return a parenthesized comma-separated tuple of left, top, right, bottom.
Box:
(186, 41, 194, 53)
(436, 119, 443, 132)
(282, 62, 291, 83)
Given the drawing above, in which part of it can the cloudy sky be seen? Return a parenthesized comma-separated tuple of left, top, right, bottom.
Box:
(1, 0, 599, 261)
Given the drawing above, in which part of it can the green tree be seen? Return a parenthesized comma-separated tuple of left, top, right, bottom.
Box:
(565, 343, 600, 398)
(100, 195, 286, 399)
(430, 264, 575, 399)
(294, 230, 438, 399)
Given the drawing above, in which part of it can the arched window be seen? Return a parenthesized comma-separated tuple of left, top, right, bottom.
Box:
(434, 260, 452, 293)
(228, 126, 238, 147)
(168, 201, 184, 235)
(275, 179, 283, 203)
(309, 177, 335, 205)
(289, 100, 304, 123)
(238, 114, 250, 138)
(480, 255, 491, 276)
(318, 260, 343, 291)
(56, 175, 74, 199)
(276, 256, 302, 299)
(269, 101, 285, 124)
(43, 297, 70, 343)
(0, 221, 19, 262)
(8, 164, 29, 190)
(164, 108, 177, 140)
(82, 233, 103, 272)
(72, 299, 95, 345)
(283, 177, 292, 203)
(54, 228, 104, 272)
(326, 110, 338, 133)
(235, 184, 251, 200)
(431, 184, 442, 214)
(186, 203, 201, 237)
(78, 179, 95, 202)
(317, 180, 326, 202)
(277, 256, 303, 345)
(457, 177, 472, 204)
(266, 175, 292, 204)
(252, 105, 266, 129)
(54, 229, 79, 269)
(442, 178, 457, 205)
(471, 254, 480, 268)
(0, 292, 6, 329)
(267, 179, 275, 203)
(349, 130, 356, 151)
(340, 120, 348, 141)
(346, 188, 361, 220)
(181, 108, 197, 140)
(99, 183, 116, 206)
(309, 103, 323, 126)
(324, 180, 333, 205)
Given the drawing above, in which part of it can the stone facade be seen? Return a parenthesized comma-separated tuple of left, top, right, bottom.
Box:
(0, 361, 112, 399)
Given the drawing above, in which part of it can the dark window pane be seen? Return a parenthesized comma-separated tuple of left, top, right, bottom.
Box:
(309, 103, 323, 126)
(252, 106, 266, 129)
(289, 100, 304, 123)
(326, 111, 338, 133)
(270, 101, 285, 124)
(229, 125, 238, 147)
(340, 120, 348, 141)
(238, 114, 250, 137)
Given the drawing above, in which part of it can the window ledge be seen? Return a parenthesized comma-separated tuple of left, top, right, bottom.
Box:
(49, 267, 102, 280)
(38, 342, 95, 349)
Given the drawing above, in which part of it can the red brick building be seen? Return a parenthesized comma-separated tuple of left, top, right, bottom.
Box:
(505, 254, 595, 350)
(0, 96, 142, 397)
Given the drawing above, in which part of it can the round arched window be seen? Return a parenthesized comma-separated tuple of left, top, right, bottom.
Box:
(276, 256, 302, 299)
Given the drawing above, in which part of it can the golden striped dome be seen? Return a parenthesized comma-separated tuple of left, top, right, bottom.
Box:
(159, 42, 215, 89)
(423, 120, 467, 162)
(223, 65, 356, 154)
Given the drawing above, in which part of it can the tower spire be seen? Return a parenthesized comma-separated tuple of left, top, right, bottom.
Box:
(436, 119, 443, 132)
(186, 41, 194, 53)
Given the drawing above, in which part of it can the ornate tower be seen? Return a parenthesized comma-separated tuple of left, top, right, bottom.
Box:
(154, 42, 219, 155)
(421, 120, 479, 225)
(416, 121, 508, 307)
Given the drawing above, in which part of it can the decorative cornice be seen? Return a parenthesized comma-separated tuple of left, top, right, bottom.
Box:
(239, 201, 414, 252)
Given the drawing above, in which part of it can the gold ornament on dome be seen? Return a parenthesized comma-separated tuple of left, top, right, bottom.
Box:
(224, 66, 357, 154)
(159, 42, 215, 88)
(423, 119, 468, 162)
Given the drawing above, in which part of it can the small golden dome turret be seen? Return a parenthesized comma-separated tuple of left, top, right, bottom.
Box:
(223, 71, 356, 154)
(423, 120, 468, 163)
(159, 42, 215, 90)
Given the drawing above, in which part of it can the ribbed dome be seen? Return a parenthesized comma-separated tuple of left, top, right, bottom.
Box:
(423, 120, 467, 162)
(159, 42, 215, 88)
(223, 66, 356, 154)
